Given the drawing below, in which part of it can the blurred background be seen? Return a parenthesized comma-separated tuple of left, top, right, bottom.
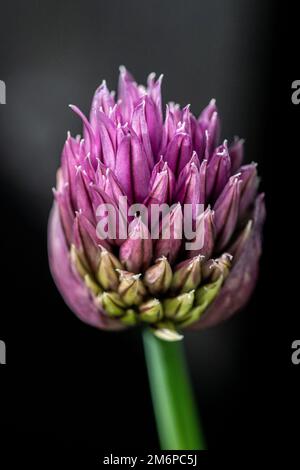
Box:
(0, 0, 296, 458)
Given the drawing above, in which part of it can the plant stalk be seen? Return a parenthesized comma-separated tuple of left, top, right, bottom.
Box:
(142, 328, 205, 450)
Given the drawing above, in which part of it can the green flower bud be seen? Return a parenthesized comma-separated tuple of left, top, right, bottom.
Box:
(70, 244, 89, 278)
(163, 290, 195, 321)
(139, 299, 164, 323)
(120, 309, 138, 326)
(96, 248, 122, 291)
(195, 275, 224, 306)
(97, 291, 126, 317)
(202, 253, 232, 282)
(171, 255, 204, 293)
(143, 256, 173, 295)
(180, 276, 224, 327)
(84, 274, 102, 296)
(117, 270, 147, 306)
(152, 321, 184, 342)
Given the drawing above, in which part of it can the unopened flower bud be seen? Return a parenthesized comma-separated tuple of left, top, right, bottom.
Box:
(143, 256, 172, 295)
(171, 255, 204, 293)
(120, 309, 138, 326)
(202, 253, 232, 282)
(118, 270, 147, 306)
(96, 248, 122, 290)
(139, 299, 164, 323)
(152, 321, 184, 342)
(84, 274, 102, 296)
(195, 275, 224, 308)
(163, 290, 195, 321)
(180, 276, 224, 327)
(97, 291, 126, 317)
(229, 220, 252, 261)
(70, 244, 89, 278)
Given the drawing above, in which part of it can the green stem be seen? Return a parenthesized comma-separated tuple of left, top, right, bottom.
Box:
(142, 328, 206, 450)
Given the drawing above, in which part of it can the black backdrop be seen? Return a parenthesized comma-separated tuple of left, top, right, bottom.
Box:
(0, 0, 298, 462)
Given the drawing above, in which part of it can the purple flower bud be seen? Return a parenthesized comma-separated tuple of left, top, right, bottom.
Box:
(90, 80, 115, 124)
(229, 137, 245, 174)
(115, 131, 151, 204)
(175, 152, 203, 211)
(199, 99, 220, 159)
(164, 130, 192, 176)
(190, 194, 266, 330)
(74, 166, 95, 223)
(147, 72, 163, 125)
(186, 206, 215, 260)
(144, 164, 173, 207)
(48, 68, 265, 337)
(119, 217, 153, 273)
(74, 211, 102, 272)
(149, 157, 175, 203)
(214, 175, 241, 251)
(154, 204, 183, 264)
(206, 141, 231, 202)
(238, 163, 259, 221)
(118, 66, 141, 123)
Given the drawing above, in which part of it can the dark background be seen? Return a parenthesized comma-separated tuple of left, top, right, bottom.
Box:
(0, 0, 298, 462)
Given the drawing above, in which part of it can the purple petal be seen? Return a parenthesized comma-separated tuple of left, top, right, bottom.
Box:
(75, 167, 95, 223)
(199, 99, 220, 158)
(54, 184, 74, 246)
(186, 206, 215, 259)
(190, 194, 266, 329)
(214, 175, 241, 251)
(147, 72, 163, 124)
(115, 131, 151, 204)
(229, 137, 245, 174)
(175, 155, 201, 219)
(164, 131, 192, 176)
(118, 66, 141, 123)
(48, 203, 124, 330)
(154, 203, 183, 264)
(90, 80, 115, 126)
(206, 141, 231, 202)
(69, 104, 100, 159)
(119, 216, 153, 273)
(75, 211, 102, 272)
(132, 98, 155, 169)
(238, 163, 259, 221)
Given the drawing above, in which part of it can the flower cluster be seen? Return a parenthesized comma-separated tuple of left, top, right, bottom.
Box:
(48, 67, 265, 340)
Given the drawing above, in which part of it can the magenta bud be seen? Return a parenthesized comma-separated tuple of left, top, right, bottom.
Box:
(229, 137, 245, 174)
(214, 176, 241, 251)
(143, 256, 173, 295)
(119, 217, 153, 273)
(206, 141, 231, 202)
(187, 206, 215, 260)
(165, 130, 192, 176)
(154, 203, 183, 264)
(238, 163, 259, 221)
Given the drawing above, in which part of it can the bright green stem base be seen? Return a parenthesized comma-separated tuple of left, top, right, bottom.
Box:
(142, 328, 206, 450)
